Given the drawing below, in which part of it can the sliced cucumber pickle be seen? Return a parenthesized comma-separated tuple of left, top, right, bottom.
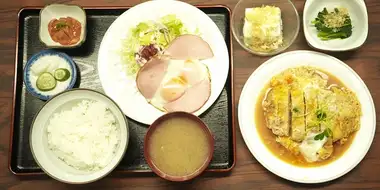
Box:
(54, 68, 71, 82)
(36, 72, 57, 91)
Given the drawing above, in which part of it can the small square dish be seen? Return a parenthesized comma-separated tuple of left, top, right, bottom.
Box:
(39, 4, 86, 48)
(303, 0, 368, 51)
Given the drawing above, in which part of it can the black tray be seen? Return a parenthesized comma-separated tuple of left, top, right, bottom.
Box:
(10, 6, 235, 175)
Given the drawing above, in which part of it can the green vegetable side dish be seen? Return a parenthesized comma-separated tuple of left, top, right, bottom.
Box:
(36, 72, 57, 91)
(311, 7, 352, 41)
(54, 68, 71, 82)
(120, 14, 201, 76)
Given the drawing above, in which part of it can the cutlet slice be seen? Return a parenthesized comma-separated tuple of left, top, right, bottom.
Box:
(263, 85, 290, 136)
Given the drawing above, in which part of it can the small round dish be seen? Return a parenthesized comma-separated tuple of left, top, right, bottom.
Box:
(144, 112, 214, 182)
(30, 88, 129, 184)
(23, 50, 77, 100)
(231, 0, 300, 56)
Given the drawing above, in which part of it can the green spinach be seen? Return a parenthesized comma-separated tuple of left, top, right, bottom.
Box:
(311, 7, 352, 40)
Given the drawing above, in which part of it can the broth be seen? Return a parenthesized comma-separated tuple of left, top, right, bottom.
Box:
(148, 117, 211, 176)
(255, 69, 357, 167)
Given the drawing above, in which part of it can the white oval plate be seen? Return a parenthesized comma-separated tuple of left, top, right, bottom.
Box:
(238, 50, 376, 183)
(97, 0, 229, 125)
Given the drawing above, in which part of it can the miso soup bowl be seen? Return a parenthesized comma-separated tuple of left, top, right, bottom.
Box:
(144, 112, 214, 182)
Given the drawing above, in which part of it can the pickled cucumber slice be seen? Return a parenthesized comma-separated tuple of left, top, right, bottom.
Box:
(36, 72, 56, 91)
(54, 68, 71, 81)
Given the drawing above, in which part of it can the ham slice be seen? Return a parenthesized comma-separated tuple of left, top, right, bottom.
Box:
(164, 79, 211, 113)
(165, 34, 214, 60)
(136, 57, 169, 99)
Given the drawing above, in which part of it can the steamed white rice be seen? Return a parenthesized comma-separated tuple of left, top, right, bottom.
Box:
(47, 100, 120, 171)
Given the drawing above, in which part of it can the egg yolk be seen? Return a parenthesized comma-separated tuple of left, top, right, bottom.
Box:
(160, 76, 188, 102)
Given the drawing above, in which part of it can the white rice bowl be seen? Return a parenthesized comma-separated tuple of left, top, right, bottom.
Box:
(30, 89, 129, 184)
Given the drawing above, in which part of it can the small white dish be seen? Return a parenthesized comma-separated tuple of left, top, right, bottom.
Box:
(238, 50, 376, 183)
(303, 0, 368, 51)
(30, 89, 129, 184)
(40, 4, 86, 48)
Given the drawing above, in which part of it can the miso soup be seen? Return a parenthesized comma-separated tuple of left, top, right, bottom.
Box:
(148, 117, 211, 177)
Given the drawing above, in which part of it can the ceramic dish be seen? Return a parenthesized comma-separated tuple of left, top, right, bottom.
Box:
(144, 111, 214, 182)
(238, 50, 376, 183)
(39, 4, 86, 48)
(23, 50, 77, 100)
(303, 0, 368, 51)
(231, 0, 300, 56)
(97, 0, 230, 125)
(30, 89, 129, 184)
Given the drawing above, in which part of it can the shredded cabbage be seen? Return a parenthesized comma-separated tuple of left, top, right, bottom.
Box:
(119, 14, 200, 77)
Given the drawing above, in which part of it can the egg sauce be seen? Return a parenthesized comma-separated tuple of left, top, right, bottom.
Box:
(255, 70, 356, 167)
(148, 117, 211, 176)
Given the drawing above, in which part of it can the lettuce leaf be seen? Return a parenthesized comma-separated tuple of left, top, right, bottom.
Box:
(120, 14, 196, 77)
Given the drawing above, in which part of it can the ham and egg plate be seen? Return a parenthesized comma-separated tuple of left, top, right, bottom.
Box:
(136, 34, 214, 113)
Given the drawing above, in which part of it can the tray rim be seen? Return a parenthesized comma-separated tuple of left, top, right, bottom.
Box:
(9, 4, 236, 176)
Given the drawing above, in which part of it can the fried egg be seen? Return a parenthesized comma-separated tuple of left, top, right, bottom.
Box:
(135, 34, 214, 113)
(149, 59, 210, 111)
